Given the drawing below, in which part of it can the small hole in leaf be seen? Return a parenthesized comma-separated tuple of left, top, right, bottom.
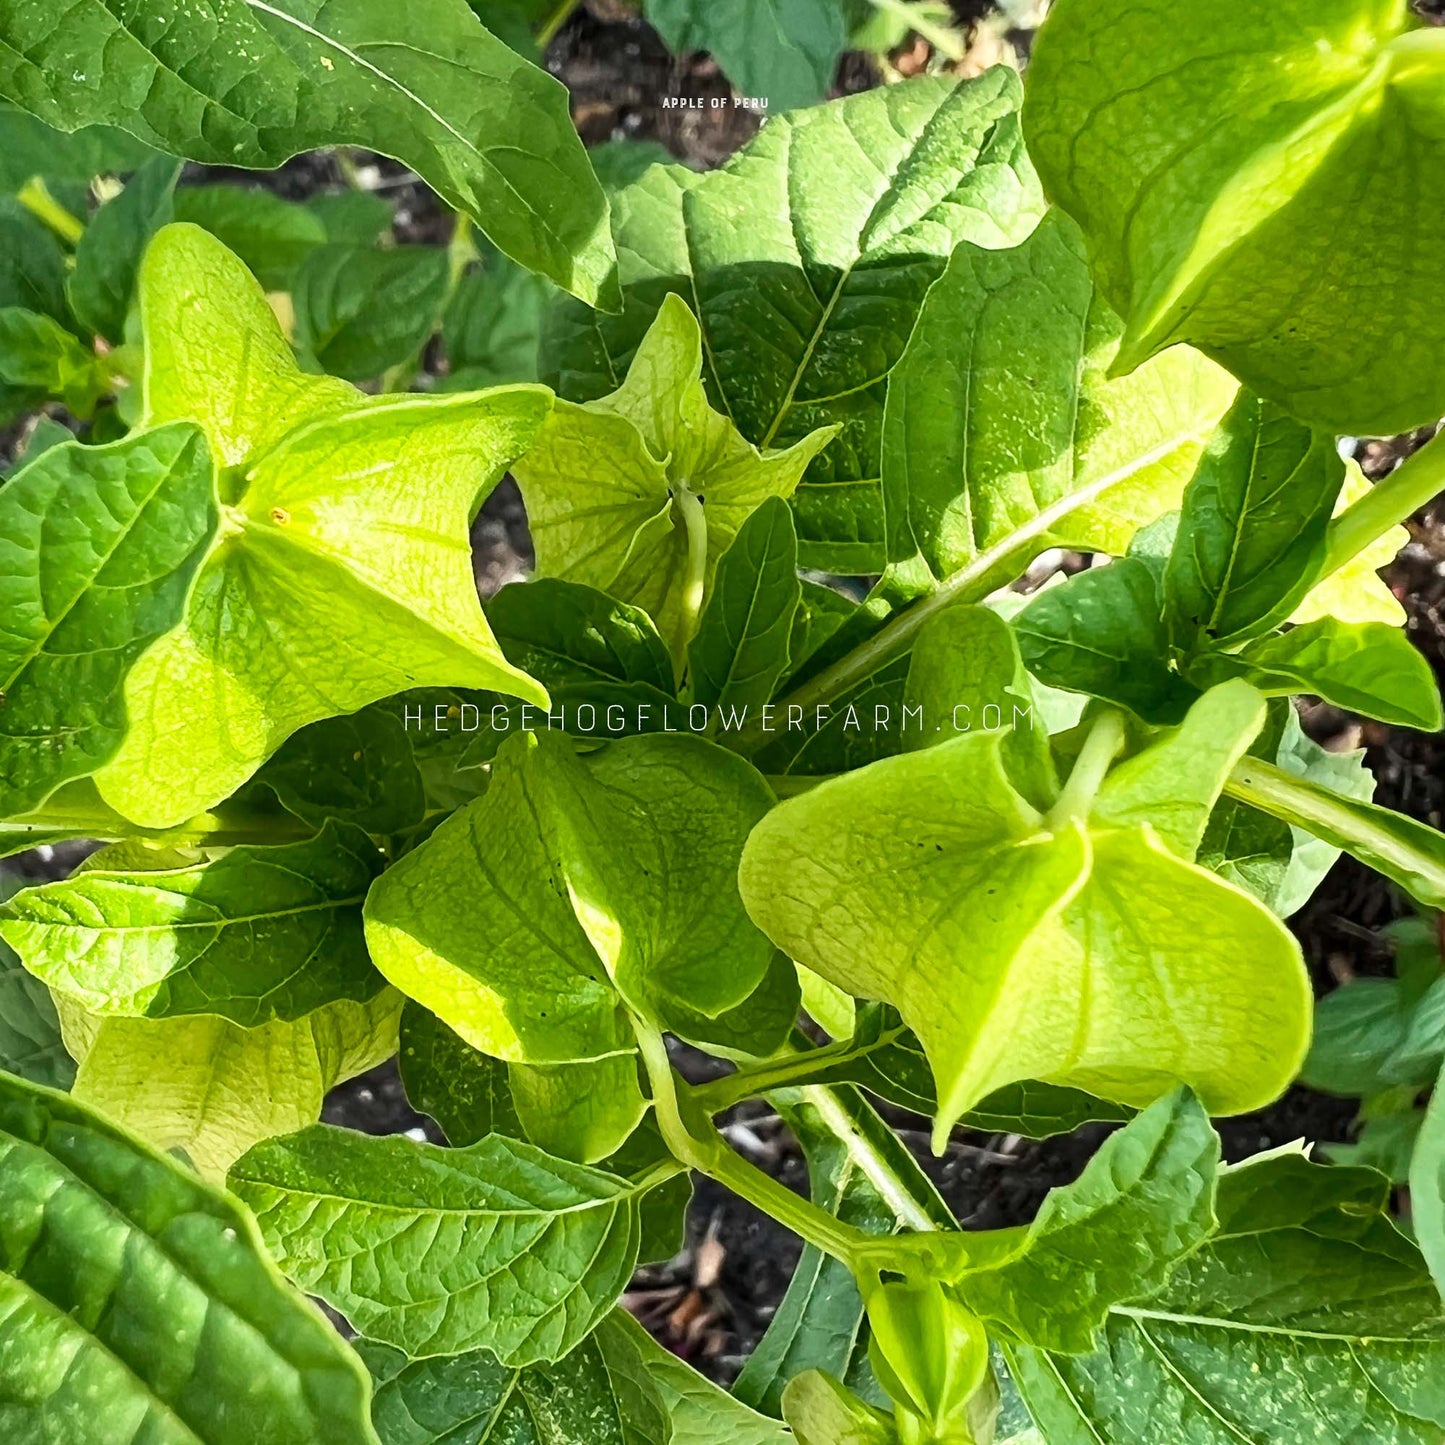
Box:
(270, 507, 291, 526)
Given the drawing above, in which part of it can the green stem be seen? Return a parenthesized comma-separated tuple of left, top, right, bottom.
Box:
(0, 792, 315, 851)
(674, 486, 709, 645)
(632, 1017, 873, 1269)
(1323, 429, 1445, 576)
(692, 1024, 909, 1113)
(536, 0, 582, 48)
(1048, 710, 1125, 827)
(18, 177, 85, 247)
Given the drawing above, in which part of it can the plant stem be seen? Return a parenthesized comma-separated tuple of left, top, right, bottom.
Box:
(1048, 710, 1125, 826)
(1323, 429, 1445, 577)
(18, 177, 85, 247)
(536, 0, 582, 48)
(0, 792, 315, 851)
(632, 1017, 873, 1269)
(674, 485, 709, 645)
(692, 1024, 909, 1113)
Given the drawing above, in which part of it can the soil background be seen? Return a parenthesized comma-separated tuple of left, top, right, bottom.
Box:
(5, 0, 1445, 1389)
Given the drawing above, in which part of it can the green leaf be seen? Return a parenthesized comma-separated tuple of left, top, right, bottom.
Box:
(517, 294, 835, 662)
(0, 912, 73, 1090)
(68, 156, 181, 343)
(358, 1311, 670, 1445)
(229, 1125, 673, 1365)
(1410, 1060, 1445, 1302)
(1015, 557, 1197, 724)
(173, 184, 330, 290)
(615, 1310, 793, 1445)
(365, 729, 776, 1063)
(306, 189, 394, 247)
(882, 210, 1235, 590)
(0, 1069, 378, 1444)
(398, 998, 523, 1146)
(489, 577, 677, 699)
(1090, 679, 1267, 859)
(0, 423, 216, 819)
(0, 197, 69, 322)
(643, 0, 847, 110)
(509, 1055, 648, 1165)
(59, 988, 402, 1181)
(442, 244, 553, 389)
(1025, 0, 1445, 435)
(0, 820, 385, 1025)
(1006, 1152, 1445, 1443)
(1164, 394, 1345, 646)
(0, 100, 155, 191)
(665, 945, 802, 1060)
(1227, 755, 1445, 912)
(740, 716, 1311, 1147)
(945, 1090, 1218, 1353)
(92, 225, 549, 828)
(293, 244, 451, 381)
(543, 71, 1045, 571)
(736, 1084, 952, 1416)
(0, 306, 107, 416)
(688, 496, 801, 722)
(1302, 978, 1417, 1097)
(0, 0, 618, 308)
(902, 604, 1057, 811)
(255, 706, 428, 836)
(1195, 618, 1445, 732)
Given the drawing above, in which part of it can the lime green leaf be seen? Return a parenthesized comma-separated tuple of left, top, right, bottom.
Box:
(1091, 680, 1267, 859)
(1015, 557, 1197, 723)
(688, 496, 802, 721)
(0, 915, 72, 1089)
(1025, 0, 1445, 435)
(68, 156, 180, 343)
(665, 945, 802, 1060)
(59, 989, 401, 1181)
(92, 227, 550, 828)
(616, 1311, 794, 1445)
(0, 306, 107, 416)
(365, 730, 776, 1062)
(1198, 618, 1445, 732)
(782, 1371, 893, 1445)
(255, 706, 427, 836)
(173, 184, 329, 290)
(1007, 1152, 1445, 1443)
(517, 294, 834, 661)
(0, 424, 216, 819)
(1228, 755, 1445, 911)
(1164, 395, 1344, 646)
(883, 210, 1235, 589)
(741, 723, 1311, 1146)
(509, 1055, 648, 1165)
(293, 244, 451, 382)
(229, 1125, 671, 1364)
(358, 1311, 670, 1445)
(398, 998, 523, 1146)
(1293, 460, 1408, 628)
(0, 820, 384, 1024)
(0, 0, 618, 307)
(644, 0, 847, 110)
(0, 1069, 379, 1445)
(946, 1090, 1217, 1352)
(544, 71, 1045, 571)
(902, 604, 1057, 810)
(137, 224, 359, 467)
(1411, 1060, 1445, 1302)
